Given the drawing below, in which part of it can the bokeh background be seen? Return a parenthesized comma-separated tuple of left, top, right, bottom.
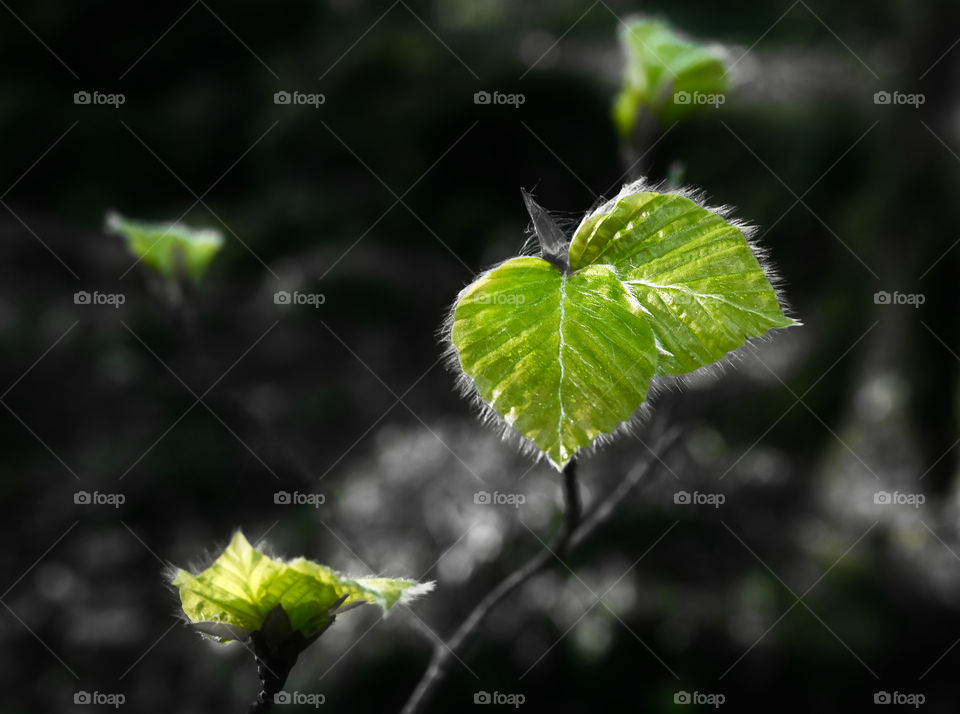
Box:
(2, 0, 959, 711)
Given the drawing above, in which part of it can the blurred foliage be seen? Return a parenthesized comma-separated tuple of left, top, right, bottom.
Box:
(613, 18, 728, 137)
(1, 1, 960, 713)
(106, 212, 224, 283)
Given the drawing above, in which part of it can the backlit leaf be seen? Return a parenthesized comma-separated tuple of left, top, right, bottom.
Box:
(171, 531, 433, 642)
(448, 182, 797, 469)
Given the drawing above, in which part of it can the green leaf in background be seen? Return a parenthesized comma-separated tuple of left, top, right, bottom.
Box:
(171, 531, 433, 643)
(613, 18, 728, 138)
(106, 211, 224, 282)
(448, 183, 797, 470)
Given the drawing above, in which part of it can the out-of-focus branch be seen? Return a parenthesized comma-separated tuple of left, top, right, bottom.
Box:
(399, 427, 683, 714)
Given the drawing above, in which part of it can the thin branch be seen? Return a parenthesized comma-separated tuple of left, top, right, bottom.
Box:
(571, 428, 681, 549)
(399, 428, 682, 714)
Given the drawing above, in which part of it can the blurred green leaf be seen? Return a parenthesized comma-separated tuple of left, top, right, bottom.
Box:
(613, 18, 728, 138)
(106, 211, 224, 282)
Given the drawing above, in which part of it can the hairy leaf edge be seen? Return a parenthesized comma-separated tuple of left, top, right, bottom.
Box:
(442, 178, 801, 471)
(166, 531, 436, 640)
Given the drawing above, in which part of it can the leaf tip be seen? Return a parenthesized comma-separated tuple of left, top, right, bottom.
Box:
(401, 580, 436, 602)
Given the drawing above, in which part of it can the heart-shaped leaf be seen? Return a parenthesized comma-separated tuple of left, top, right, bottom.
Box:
(448, 182, 797, 470)
(451, 258, 659, 468)
(171, 531, 433, 642)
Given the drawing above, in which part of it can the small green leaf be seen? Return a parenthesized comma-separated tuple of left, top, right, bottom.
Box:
(171, 531, 433, 642)
(613, 18, 727, 137)
(106, 211, 224, 282)
(447, 183, 797, 470)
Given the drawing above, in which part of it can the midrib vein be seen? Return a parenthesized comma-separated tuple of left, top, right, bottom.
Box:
(556, 275, 568, 451)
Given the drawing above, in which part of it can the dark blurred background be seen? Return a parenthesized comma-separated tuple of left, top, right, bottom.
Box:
(2, 0, 959, 712)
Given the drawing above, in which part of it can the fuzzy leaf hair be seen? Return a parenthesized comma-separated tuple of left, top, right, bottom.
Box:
(441, 177, 799, 470)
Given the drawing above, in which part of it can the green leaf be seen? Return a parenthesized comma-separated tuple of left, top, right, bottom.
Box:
(569, 189, 796, 376)
(171, 531, 433, 642)
(106, 212, 224, 282)
(447, 183, 797, 470)
(613, 18, 728, 137)
(451, 258, 658, 468)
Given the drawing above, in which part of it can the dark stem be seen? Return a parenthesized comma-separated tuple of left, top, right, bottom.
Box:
(620, 110, 657, 183)
(399, 429, 681, 714)
(248, 658, 290, 713)
(247, 630, 309, 714)
(560, 459, 581, 546)
(248, 653, 292, 713)
(570, 428, 681, 550)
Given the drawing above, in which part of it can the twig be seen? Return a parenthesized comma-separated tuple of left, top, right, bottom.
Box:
(399, 428, 682, 714)
(571, 427, 681, 549)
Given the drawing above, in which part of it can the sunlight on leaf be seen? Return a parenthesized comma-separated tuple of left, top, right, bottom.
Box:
(448, 182, 797, 470)
(171, 531, 433, 642)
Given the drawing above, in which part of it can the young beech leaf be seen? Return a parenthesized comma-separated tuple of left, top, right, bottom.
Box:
(170, 531, 433, 643)
(106, 211, 224, 282)
(613, 18, 728, 137)
(447, 181, 797, 470)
